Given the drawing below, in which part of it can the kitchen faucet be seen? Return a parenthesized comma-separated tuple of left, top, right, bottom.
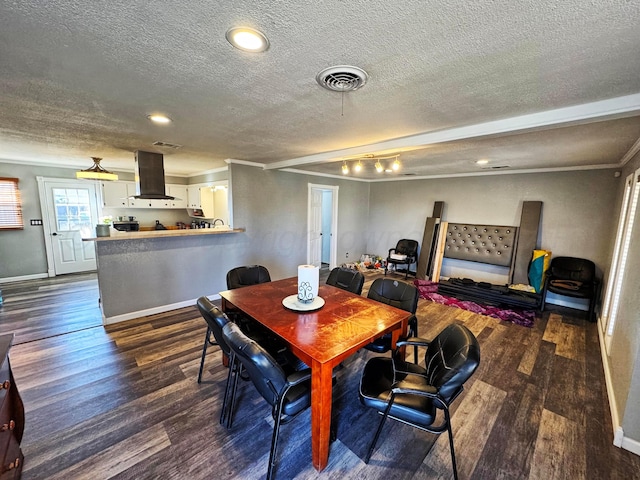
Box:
(213, 218, 224, 226)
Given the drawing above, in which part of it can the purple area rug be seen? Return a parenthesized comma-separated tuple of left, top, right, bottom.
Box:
(414, 279, 535, 328)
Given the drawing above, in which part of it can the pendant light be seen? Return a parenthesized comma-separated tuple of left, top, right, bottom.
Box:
(341, 161, 349, 175)
(76, 157, 118, 181)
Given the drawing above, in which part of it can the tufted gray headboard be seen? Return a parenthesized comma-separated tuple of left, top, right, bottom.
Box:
(443, 223, 518, 267)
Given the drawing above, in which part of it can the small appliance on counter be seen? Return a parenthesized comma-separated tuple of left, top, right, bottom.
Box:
(112, 220, 140, 232)
(155, 220, 167, 230)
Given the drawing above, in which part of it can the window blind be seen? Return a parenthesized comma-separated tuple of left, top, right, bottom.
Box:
(0, 178, 24, 230)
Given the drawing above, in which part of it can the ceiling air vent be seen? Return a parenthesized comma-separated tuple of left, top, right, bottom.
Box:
(316, 65, 369, 92)
(152, 141, 183, 149)
(482, 165, 511, 170)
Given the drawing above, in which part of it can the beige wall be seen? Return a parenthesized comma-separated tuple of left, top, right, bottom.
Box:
(367, 170, 619, 282)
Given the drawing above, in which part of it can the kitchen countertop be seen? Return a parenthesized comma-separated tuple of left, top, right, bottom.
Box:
(83, 227, 245, 241)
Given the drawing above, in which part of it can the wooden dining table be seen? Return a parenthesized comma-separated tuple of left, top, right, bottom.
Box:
(219, 276, 411, 472)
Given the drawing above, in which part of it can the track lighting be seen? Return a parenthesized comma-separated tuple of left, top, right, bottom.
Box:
(339, 154, 402, 175)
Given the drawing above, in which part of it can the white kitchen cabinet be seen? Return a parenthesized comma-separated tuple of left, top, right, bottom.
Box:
(168, 185, 188, 209)
(187, 186, 201, 208)
(101, 181, 129, 208)
(103, 181, 191, 210)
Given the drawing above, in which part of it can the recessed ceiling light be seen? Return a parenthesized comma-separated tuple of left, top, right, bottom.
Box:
(476, 159, 489, 165)
(147, 114, 172, 124)
(226, 27, 269, 52)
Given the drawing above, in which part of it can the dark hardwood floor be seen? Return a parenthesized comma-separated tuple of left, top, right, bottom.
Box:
(1, 271, 639, 479)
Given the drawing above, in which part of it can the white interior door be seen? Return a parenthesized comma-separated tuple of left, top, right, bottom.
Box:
(39, 178, 99, 275)
(308, 188, 323, 267)
(307, 184, 339, 269)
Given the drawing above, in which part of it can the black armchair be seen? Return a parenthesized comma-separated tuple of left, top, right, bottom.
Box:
(365, 278, 420, 362)
(541, 256, 599, 322)
(359, 323, 480, 480)
(326, 266, 365, 295)
(221, 321, 314, 480)
(385, 239, 419, 279)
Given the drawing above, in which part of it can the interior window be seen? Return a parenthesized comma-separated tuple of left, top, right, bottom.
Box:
(0, 178, 23, 230)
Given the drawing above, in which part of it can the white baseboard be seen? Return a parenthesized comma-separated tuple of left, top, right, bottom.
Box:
(103, 294, 221, 325)
(598, 320, 640, 457)
(621, 432, 640, 456)
(0, 273, 49, 284)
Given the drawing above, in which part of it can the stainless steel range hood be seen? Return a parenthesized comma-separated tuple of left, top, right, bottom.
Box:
(132, 150, 175, 200)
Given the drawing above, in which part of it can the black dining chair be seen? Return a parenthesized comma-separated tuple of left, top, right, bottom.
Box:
(365, 278, 420, 362)
(225, 265, 273, 337)
(385, 239, 419, 279)
(222, 321, 317, 480)
(359, 322, 480, 480)
(326, 266, 365, 295)
(195, 296, 240, 427)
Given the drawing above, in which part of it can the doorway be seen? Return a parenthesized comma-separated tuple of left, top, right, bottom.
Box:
(307, 184, 338, 270)
(37, 177, 100, 276)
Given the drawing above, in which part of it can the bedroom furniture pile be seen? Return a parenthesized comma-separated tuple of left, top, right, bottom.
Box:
(417, 201, 543, 310)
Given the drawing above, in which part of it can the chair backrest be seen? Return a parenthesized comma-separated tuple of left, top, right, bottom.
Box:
(196, 296, 232, 356)
(424, 323, 480, 402)
(222, 321, 287, 408)
(326, 267, 365, 295)
(548, 256, 595, 283)
(367, 278, 419, 314)
(226, 265, 271, 290)
(395, 239, 419, 258)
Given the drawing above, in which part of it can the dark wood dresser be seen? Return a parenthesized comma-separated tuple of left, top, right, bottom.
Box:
(0, 335, 24, 479)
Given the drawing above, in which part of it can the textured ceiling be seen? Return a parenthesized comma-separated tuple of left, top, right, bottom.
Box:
(1, 1, 640, 179)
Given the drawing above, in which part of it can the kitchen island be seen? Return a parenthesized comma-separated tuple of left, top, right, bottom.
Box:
(84, 227, 246, 324)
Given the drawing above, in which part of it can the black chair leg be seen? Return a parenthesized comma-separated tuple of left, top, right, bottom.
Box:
(197, 328, 211, 384)
(220, 355, 238, 427)
(365, 400, 394, 463)
(225, 356, 242, 429)
(267, 402, 286, 480)
(447, 421, 459, 480)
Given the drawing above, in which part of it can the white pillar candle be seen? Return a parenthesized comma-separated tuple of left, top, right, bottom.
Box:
(298, 264, 319, 303)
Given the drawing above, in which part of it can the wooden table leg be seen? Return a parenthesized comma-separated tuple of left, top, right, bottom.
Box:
(391, 317, 409, 359)
(310, 360, 333, 471)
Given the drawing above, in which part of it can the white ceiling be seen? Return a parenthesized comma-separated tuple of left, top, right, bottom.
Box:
(1, 1, 640, 179)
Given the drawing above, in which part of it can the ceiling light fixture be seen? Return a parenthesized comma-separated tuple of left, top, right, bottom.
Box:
(339, 154, 401, 175)
(476, 159, 489, 165)
(147, 114, 172, 124)
(226, 27, 269, 52)
(76, 157, 118, 181)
